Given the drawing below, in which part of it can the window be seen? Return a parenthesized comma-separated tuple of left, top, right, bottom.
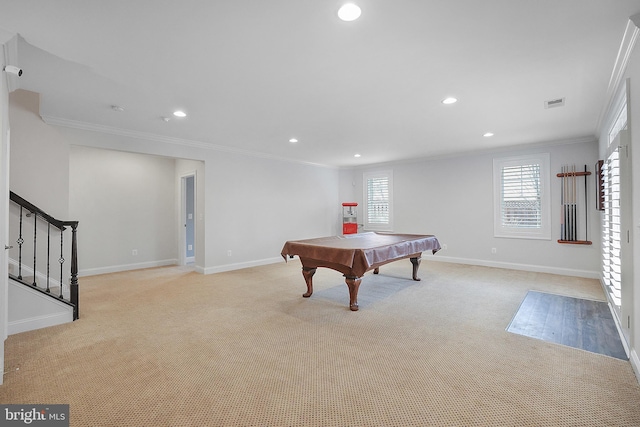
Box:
(493, 154, 550, 239)
(601, 84, 630, 341)
(363, 170, 393, 231)
(602, 145, 621, 308)
(603, 109, 627, 318)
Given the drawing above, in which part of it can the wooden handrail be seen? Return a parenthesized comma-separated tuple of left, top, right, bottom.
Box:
(9, 191, 70, 230)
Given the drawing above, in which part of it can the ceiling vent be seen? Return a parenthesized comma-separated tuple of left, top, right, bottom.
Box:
(544, 97, 565, 109)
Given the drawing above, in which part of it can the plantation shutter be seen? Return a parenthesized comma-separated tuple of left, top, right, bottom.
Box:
(493, 154, 550, 240)
(602, 146, 622, 309)
(367, 176, 389, 224)
(500, 164, 541, 229)
(363, 171, 393, 231)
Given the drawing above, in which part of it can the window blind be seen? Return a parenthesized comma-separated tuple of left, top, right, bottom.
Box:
(602, 148, 621, 308)
(500, 164, 541, 229)
(366, 176, 389, 225)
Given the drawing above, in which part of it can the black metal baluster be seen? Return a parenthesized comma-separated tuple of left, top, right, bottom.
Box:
(59, 229, 65, 299)
(70, 223, 79, 319)
(32, 212, 37, 287)
(46, 222, 51, 293)
(17, 206, 24, 280)
(10, 191, 80, 321)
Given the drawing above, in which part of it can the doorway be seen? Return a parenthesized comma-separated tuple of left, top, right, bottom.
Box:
(181, 173, 196, 265)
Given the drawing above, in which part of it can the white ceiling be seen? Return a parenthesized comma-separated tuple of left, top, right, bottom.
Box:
(1, 0, 639, 167)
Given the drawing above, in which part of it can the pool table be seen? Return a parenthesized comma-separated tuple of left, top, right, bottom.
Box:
(281, 232, 441, 311)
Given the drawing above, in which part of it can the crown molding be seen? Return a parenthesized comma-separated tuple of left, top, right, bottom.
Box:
(345, 135, 597, 170)
(40, 115, 335, 169)
(596, 15, 640, 132)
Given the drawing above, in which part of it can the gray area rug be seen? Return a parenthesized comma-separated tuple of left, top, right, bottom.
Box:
(508, 290, 627, 360)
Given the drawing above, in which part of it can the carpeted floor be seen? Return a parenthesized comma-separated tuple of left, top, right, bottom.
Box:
(2, 260, 640, 426)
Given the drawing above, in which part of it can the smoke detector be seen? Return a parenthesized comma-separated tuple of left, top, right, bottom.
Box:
(544, 97, 565, 109)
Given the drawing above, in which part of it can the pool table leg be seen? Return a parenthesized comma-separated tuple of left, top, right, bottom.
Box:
(373, 257, 421, 279)
(344, 276, 362, 311)
(302, 267, 316, 297)
(411, 256, 422, 281)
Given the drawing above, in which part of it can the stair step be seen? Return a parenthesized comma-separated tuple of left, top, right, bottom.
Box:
(18, 276, 64, 295)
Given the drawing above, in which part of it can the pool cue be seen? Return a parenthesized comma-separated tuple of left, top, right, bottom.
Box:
(568, 164, 574, 241)
(565, 165, 571, 240)
(564, 165, 571, 240)
(564, 164, 568, 240)
(563, 164, 568, 240)
(560, 165, 565, 240)
(573, 165, 578, 241)
(568, 164, 572, 241)
(584, 164, 588, 241)
(572, 164, 577, 241)
(567, 166, 576, 241)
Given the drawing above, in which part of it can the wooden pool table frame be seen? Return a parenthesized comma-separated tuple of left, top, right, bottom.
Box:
(281, 232, 440, 311)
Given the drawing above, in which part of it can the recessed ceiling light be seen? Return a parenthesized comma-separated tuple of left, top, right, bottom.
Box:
(289, 138, 298, 143)
(173, 110, 187, 118)
(338, 3, 361, 21)
(483, 132, 494, 137)
(354, 153, 361, 158)
(441, 97, 457, 105)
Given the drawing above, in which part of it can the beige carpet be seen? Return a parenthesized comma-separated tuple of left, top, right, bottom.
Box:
(2, 260, 640, 426)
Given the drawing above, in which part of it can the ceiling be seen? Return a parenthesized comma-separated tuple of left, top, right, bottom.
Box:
(1, 0, 639, 167)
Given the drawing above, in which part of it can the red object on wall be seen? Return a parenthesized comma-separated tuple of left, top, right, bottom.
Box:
(342, 202, 358, 234)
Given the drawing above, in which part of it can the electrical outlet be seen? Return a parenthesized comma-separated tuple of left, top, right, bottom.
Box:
(227, 250, 232, 257)
(132, 249, 138, 256)
(442, 243, 448, 250)
(491, 248, 497, 254)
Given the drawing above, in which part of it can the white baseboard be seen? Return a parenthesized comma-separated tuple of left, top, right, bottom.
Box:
(427, 255, 599, 279)
(77, 254, 599, 280)
(9, 311, 73, 335)
(202, 254, 599, 279)
(202, 256, 282, 275)
(630, 348, 640, 384)
(79, 259, 179, 277)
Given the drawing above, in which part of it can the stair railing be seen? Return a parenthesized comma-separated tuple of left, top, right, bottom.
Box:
(8, 191, 79, 320)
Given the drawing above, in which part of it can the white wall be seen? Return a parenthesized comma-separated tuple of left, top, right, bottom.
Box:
(204, 151, 340, 272)
(631, 40, 640, 385)
(9, 90, 69, 219)
(8, 89, 341, 275)
(0, 34, 13, 386)
(345, 139, 600, 278)
(8, 278, 73, 335)
(631, 39, 640, 383)
(69, 146, 178, 275)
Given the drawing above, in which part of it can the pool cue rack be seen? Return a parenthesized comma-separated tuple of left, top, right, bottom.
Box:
(557, 164, 592, 245)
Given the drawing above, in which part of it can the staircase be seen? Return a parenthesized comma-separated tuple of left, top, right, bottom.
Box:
(7, 191, 79, 334)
